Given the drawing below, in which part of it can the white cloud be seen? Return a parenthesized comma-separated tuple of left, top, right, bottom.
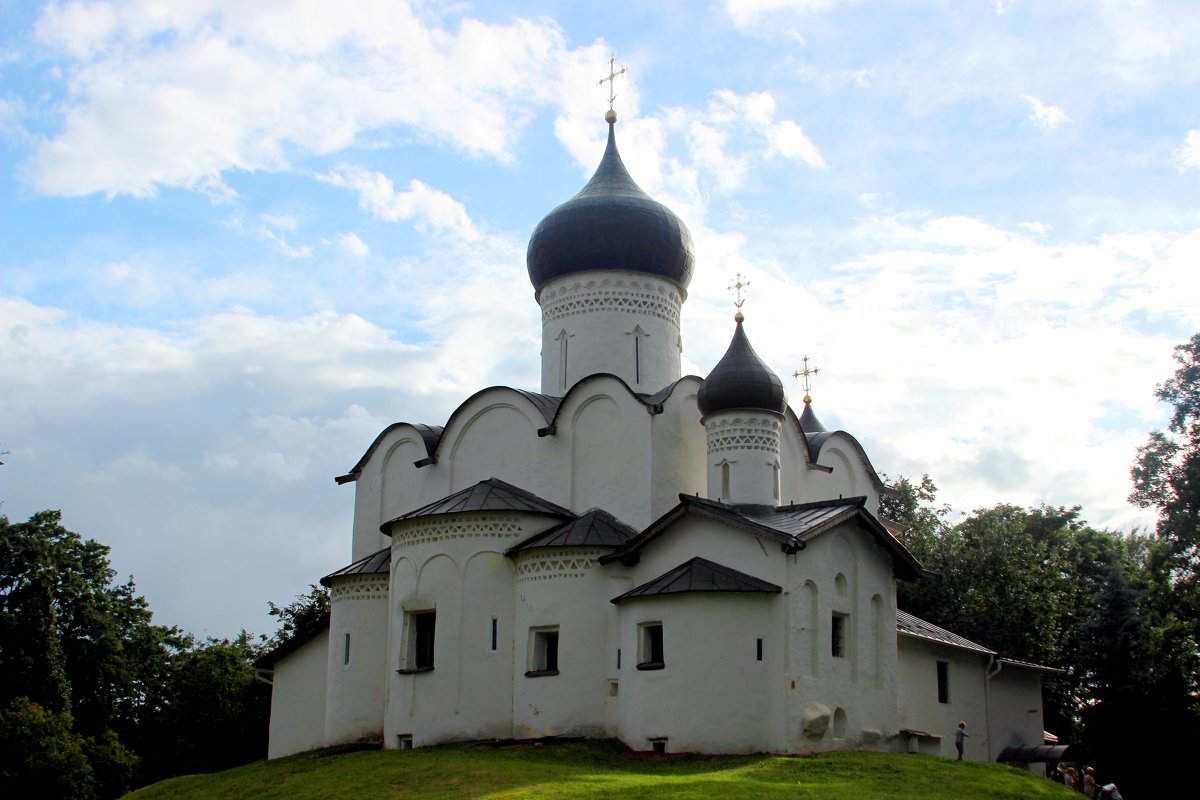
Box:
(336, 232, 369, 257)
(1021, 94, 1071, 130)
(726, 0, 851, 29)
(24, 0, 574, 197)
(1177, 129, 1200, 172)
(318, 166, 478, 241)
(766, 119, 828, 168)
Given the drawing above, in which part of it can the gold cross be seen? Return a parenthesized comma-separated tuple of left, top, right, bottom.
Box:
(793, 356, 820, 402)
(599, 56, 626, 112)
(728, 272, 751, 310)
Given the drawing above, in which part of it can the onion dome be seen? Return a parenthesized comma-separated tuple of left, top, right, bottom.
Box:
(697, 315, 787, 417)
(526, 117, 695, 297)
(799, 400, 827, 433)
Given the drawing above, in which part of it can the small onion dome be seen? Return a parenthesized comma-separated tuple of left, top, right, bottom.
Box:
(697, 317, 787, 417)
(526, 120, 695, 298)
(799, 399, 827, 433)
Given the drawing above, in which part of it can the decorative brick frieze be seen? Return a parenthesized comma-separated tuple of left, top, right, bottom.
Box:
(706, 415, 782, 454)
(330, 574, 389, 602)
(516, 549, 602, 582)
(392, 515, 524, 549)
(541, 277, 682, 326)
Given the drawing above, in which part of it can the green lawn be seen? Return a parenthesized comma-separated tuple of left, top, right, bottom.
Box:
(124, 741, 1080, 800)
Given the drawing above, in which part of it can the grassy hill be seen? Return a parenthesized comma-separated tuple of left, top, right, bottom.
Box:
(124, 740, 1081, 800)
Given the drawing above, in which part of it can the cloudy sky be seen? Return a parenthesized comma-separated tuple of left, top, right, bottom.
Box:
(3, 0, 1199, 639)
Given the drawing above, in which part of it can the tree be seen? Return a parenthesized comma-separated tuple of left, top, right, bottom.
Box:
(1131, 332, 1200, 582)
(267, 583, 330, 645)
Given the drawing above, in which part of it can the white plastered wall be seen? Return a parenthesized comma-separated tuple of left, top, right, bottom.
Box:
(324, 575, 388, 747)
(615, 592, 783, 753)
(511, 547, 612, 739)
(385, 511, 547, 747)
(895, 635, 990, 759)
(266, 629, 329, 759)
(783, 525, 900, 752)
(538, 272, 684, 395)
(985, 664, 1046, 763)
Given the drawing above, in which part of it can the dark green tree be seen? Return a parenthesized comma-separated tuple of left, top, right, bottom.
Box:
(267, 582, 330, 644)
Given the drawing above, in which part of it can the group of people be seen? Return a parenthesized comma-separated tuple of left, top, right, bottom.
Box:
(1051, 765, 1122, 800)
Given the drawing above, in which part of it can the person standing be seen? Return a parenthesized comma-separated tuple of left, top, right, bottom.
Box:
(955, 721, 969, 760)
(1083, 767, 1097, 798)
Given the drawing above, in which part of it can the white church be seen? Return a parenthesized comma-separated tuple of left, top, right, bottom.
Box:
(256, 107, 1053, 762)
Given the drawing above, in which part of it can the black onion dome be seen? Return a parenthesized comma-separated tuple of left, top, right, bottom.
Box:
(526, 121, 695, 296)
(697, 318, 787, 417)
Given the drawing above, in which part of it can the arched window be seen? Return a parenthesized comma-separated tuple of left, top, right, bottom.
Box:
(721, 462, 731, 500)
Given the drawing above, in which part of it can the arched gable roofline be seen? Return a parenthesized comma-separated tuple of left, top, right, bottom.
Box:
(782, 405, 826, 474)
(540, 374, 698, 435)
(336, 422, 444, 485)
(804, 427, 891, 497)
(424, 386, 562, 465)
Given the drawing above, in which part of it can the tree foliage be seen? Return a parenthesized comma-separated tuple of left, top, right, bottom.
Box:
(267, 582, 330, 645)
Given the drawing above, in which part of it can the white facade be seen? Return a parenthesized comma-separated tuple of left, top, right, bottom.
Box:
(258, 118, 1052, 761)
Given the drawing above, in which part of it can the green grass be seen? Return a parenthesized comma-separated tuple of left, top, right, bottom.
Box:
(124, 740, 1081, 800)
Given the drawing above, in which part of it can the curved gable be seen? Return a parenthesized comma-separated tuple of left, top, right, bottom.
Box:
(336, 422, 443, 484)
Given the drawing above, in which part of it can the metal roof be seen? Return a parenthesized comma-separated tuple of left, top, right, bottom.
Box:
(508, 508, 639, 553)
(895, 609, 996, 656)
(320, 547, 390, 587)
(382, 477, 574, 530)
(997, 745, 1073, 763)
(526, 120, 695, 296)
(611, 556, 781, 603)
(697, 318, 787, 416)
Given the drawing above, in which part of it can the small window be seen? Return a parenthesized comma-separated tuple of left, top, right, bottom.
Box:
(397, 734, 413, 750)
(638, 622, 664, 670)
(721, 462, 731, 500)
(344, 632, 351, 666)
(525, 627, 560, 677)
(937, 660, 950, 704)
(756, 638, 764, 662)
(490, 617, 498, 652)
(400, 610, 436, 672)
(832, 613, 847, 658)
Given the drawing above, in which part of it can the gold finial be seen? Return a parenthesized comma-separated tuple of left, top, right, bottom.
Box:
(599, 55, 626, 121)
(728, 272, 751, 321)
(793, 355, 820, 404)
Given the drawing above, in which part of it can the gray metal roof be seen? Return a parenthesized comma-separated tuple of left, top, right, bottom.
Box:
(508, 508, 639, 553)
(383, 477, 574, 530)
(611, 557, 781, 603)
(895, 609, 996, 655)
(603, 495, 926, 581)
(320, 547, 390, 587)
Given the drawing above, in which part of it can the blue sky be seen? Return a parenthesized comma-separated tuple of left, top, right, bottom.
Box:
(3, 0, 1199, 639)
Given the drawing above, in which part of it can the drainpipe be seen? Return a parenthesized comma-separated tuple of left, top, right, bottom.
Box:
(984, 655, 1003, 760)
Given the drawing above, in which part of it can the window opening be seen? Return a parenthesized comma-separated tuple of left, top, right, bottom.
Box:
(344, 632, 351, 666)
(490, 617, 498, 652)
(400, 610, 436, 672)
(772, 461, 781, 500)
(937, 660, 950, 704)
(637, 622, 664, 670)
(397, 734, 413, 750)
(832, 613, 847, 659)
(756, 638, 763, 662)
(721, 462, 731, 501)
(526, 627, 560, 677)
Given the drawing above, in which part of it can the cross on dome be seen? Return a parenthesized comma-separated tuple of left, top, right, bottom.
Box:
(793, 356, 820, 405)
(599, 56, 627, 122)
